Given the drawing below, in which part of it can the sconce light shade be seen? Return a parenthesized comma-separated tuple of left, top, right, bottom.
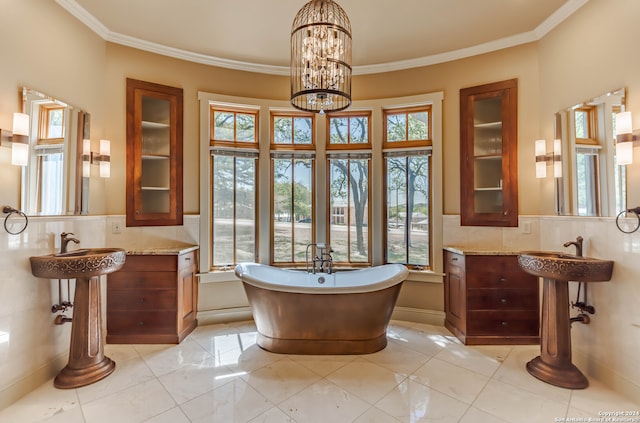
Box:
(553, 138, 562, 178)
(82, 139, 91, 177)
(11, 141, 28, 166)
(616, 111, 633, 136)
(617, 140, 633, 165)
(535, 139, 547, 178)
(12, 113, 29, 136)
(10, 112, 30, 166)
(99, 139, 110, 178)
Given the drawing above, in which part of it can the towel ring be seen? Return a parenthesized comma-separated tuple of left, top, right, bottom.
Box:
(616, 207, 640, 234)
(2, 206, 28, 235)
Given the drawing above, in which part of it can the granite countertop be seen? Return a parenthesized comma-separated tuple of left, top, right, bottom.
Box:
(120, 242, 199, 256)
(443, 246, 526, 256)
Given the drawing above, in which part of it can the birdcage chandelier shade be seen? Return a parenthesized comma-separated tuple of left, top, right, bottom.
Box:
(290, 0, 352, 113)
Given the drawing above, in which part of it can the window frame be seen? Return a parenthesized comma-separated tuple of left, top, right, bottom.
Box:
(383, 105, 432, 149)
(270, 111, 316, 151)
(382, 105, 433, 270)
(574, 106, 598, 146)
(198, 91, 444, 280)
(325, 111, 372, 150)
(325, 111, 372, 266)
(208, 103, 260, 271)
(210, 105, 259, 149)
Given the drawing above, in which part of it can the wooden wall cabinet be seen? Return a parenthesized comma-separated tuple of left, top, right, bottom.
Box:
(107, 250, 198, 344)
(444, 249, 539, 345)
(460, 79, 518, 227)
(126, 78, 183, 227)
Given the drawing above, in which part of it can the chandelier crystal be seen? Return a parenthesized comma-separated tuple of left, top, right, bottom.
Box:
(290, 0, 352, 113)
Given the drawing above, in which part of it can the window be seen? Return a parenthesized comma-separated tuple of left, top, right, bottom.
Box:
(383, 106, 431, 269)
(574, 106, 597, 145)
(384, 106, 431, 148)
(575, 147, 599, 216)
(199, 91, 443, 278)
(210, 105, 259, 269)
(326, 112, 371, 265)
(211, 107, 258, 147)
(33, 104, 66, 214)
(327, 112, 371, 149)
(271, 112, 314, 148)
(271, 112, 315, 265)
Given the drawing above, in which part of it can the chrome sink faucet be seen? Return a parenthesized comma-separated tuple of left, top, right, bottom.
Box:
(563, 236, 583, 257)
(60, 232, 80, 254)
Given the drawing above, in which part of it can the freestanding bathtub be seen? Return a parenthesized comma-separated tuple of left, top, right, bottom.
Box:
(234, 263, 409, 354)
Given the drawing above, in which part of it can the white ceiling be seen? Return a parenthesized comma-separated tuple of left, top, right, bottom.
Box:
(56, 0, 586, 75)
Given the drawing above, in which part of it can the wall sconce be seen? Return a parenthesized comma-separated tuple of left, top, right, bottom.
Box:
(535, 138, 562, 179)
(615, 111, 636, 165)
(0, 113, 30, 166)
(82, 139, 110, 178)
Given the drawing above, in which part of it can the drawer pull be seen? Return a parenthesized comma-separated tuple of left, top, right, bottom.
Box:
(138, 298, 145, 304)
(451, 257, 458, 261)
(138, 321, 145, 326)
(500, 298, 507, 304)
(501, 321, 508, 326)
(499, 277, 507, 284)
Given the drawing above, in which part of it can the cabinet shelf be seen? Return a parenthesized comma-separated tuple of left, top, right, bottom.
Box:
(474, 121, 502, 129)
(141, 186, 170, 191)
(474, 187, 502, 191)
(142, 120, 170, 129)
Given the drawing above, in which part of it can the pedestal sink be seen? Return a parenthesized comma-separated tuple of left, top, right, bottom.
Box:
(30, 248, 126, 389)
(518, 251, 613, 389)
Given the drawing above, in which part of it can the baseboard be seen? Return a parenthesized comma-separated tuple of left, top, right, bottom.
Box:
(391, 306, 446, 326)
(197, 307, 253, 325)
(0, 352, 68, 411)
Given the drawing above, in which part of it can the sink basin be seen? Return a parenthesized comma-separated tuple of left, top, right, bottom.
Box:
(30, 248, 126, 279)
(517, 251, 613, 282)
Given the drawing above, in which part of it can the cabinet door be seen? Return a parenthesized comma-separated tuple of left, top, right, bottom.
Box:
(460, 79, 518, 227)
(126, 78, 183, 226)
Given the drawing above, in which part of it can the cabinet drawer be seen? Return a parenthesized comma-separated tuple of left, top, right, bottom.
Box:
(108, 288, 177, 311)
(108, 271, 177, 289)
(445, 252, 465, 267)
(179, 251, 196, 269)
(467, 288, 538, 310)
(467, 310, 539, 336)
(107, 311, 176, 334)
(465, 256, 536, 288)
(121, 255, 178, 272)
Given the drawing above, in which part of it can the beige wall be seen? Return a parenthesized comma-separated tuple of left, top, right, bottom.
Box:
(0, 0, 109, 213)
(538, 0, 640, 213)
(100, 42, 542, 216)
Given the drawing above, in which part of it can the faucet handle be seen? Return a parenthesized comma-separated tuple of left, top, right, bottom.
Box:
(61, 232, 74, 237)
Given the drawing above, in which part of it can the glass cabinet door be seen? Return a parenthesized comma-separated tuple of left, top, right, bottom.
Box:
(460, 79, 518, 227)
(126, 79, 183, 226)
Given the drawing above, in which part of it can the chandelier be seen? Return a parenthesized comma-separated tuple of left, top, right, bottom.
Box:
(290, 0, 352, 113)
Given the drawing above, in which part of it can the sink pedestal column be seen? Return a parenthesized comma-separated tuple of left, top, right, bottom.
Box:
(54, 276, 115, 389)
(526, 277, 588, 389)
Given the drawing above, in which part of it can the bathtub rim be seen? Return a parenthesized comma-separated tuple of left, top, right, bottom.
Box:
(234, 262, 409, 294)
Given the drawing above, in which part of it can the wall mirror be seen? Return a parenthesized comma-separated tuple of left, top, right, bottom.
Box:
(555, 88, 626, 217)
(20, 87, 89, 216)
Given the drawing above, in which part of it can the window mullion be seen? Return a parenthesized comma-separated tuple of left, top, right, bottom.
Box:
(232, 157, 237, 266)
(405, 156, 410, 264)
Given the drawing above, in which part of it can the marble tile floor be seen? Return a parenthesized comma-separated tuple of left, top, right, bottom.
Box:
(1, 320, 638, 423)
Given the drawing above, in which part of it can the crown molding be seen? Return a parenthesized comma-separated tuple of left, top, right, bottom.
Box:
(55, 0, 588, 76)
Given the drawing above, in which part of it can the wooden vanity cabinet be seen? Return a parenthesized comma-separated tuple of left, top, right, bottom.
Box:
(460, 79, 518, 227)
(126, 78, 183, 227)
(106, 250, 198, 344)
(444, 250, 539, 345)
